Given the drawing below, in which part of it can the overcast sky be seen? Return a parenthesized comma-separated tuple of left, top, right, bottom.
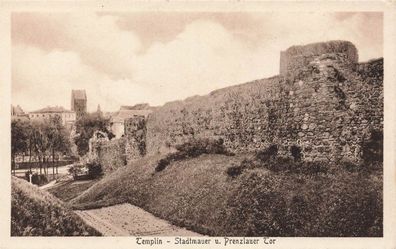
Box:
(12, 12, 383, 112)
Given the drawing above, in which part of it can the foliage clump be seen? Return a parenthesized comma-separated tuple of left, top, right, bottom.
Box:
(362, 129, 383, 168)
(226, 159, 252, 178)
(69, 158, 103, 180)
(87, 160, 103, 178)
(24, 171, 48, 185)
(255, 145, 278, 161)
(74, 113, 114, 156)
(290, 145, 302, 162)
(226, 164, 244, 178)
(155, 138, 232, 172)
(226, 144, 328, 177)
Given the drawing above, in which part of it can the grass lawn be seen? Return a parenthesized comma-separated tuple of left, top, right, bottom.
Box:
(47, 179, 101, 203)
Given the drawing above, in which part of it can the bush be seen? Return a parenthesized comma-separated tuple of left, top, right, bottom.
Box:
(155, 158, 171, 172)
(294, 161, 328, 174)
(87, 160, 103, 179)
(69, 164, 89, 180)
(226, 164, 244, 178)
(154, 152, 187, 172)
(268, 158, 328, 174)
(339, 160, 361, 172)
(155, 138, 231, 172)
(232, 152, 328, 175)
(25, 172, 48, 186)
(24, 171, 32, 181)
(255, 144, 278, 161)
(262, 157, 294, 172)
(69, 160, 103, 179)
(248, 144, 328, 174)
(175, 138, 230, 156)
(290, 145, 302, 161)
(362, 129, 383, 166)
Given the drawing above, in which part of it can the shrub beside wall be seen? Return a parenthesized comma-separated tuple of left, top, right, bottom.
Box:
(155, 138, 232, 172)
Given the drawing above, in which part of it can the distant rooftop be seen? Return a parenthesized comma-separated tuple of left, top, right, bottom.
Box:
(111, 109, 152, 123)
(30, 106, 74, 114)
(120, 103, 151, 110)
(71, 90, 87, 100)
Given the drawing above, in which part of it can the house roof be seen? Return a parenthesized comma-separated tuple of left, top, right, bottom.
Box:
(72, 90, 87, 100)
(120, 103, 151, 110)
(111, 109, 152, 123)
(30, 106, 74, 114)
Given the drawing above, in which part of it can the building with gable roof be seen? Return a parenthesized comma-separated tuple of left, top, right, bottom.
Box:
(28, 106, 76, 128)
(110, 104, 153, 139)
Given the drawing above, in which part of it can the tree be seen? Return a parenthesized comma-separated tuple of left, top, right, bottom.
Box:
(47, 116, 71, 177)
(25, 122, 34, 170)
(12, 116, 73, 181)
(11, 120, 29, 175)
(30, 120, 51, 176)
(74, 113, 114, 156)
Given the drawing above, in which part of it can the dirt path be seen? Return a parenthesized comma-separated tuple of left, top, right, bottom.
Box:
(39, 180, 56, 189)
(75, 203, 201, 236)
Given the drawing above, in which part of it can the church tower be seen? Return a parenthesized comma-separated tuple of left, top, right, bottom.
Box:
(71, 90, 87, 119)
(97, 104, 102, 116)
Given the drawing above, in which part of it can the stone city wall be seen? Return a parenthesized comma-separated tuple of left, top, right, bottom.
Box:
(145, 77, 281, 156)
(125, 116, 147, 162)
(144, 41, 382, 163)
(98, 41, 383, 165)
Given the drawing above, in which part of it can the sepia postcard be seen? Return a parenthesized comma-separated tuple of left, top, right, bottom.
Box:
(0, 1, 395, 249)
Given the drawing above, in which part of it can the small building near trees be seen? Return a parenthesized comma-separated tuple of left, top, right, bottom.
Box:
(28, 106, 76, 128)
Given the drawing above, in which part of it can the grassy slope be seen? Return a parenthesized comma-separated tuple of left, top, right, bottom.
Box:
(71, 154, 382, 237)
(11, 177, 101, 236)
(71, 154, 244, 234)
(48, 179, 100, 202)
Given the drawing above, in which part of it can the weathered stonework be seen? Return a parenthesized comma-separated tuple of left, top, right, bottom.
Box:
(280, 41, 358, 76)
(96, 40, 383, 166)
(93, 116, 147, 174)
(276, 52, 383, 162)
(96, 138, 127, 174)
(145, 41, 383, 164)
(125, 116, 147, 162)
